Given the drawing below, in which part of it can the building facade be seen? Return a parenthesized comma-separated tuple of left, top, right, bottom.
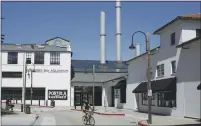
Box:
(125, 14, 201, 119)
(1, 37, 73, 106)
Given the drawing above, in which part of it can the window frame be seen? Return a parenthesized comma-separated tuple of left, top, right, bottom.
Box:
(171, 60, 176, 74)
(7, 52, 18, 64)
(50, 52, 60, 65)
(34, 52, 44, 64)
(171, 32, 176, 46)
(157, 64, 164, 77)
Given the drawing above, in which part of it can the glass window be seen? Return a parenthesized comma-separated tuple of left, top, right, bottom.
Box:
(171, 33, 175, 45)
(50, 52, 60, 65)
(34, 52, 44, 64)
(196, 29, 201, 37)
(142, 92, 156, 106)
(8, 52, 18, 64)
(171, 60, 176, 74)
(157, 64, 164, 77)
(26, 52, 32, 64)
(158, 91, 176, 108)
(2, 72, 22, 78)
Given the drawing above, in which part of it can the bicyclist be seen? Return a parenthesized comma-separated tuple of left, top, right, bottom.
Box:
(82, 99, 92, 114)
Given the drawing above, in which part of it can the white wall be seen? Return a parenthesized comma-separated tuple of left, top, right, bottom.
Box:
(176, 40, 200, 119)
(126, 19, 200, 118)
(1, 51, 72, 106)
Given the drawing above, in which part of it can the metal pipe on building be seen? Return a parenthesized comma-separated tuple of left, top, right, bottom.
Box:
(100, 11, 106, 64)
(116, 0, 121, 63)
(135, 43, 141, 56)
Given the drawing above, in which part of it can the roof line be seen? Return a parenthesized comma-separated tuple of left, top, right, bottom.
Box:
(45, 37, 70, 42)
(126, 46, 160, 63)
(176, 36, 201, 48)
(153, 14, 201, 35)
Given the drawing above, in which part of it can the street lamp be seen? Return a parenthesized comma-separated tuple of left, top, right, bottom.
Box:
(27, 63, 35, 105)
(129, 31, 152, 124)
(92, 65, 95, 111)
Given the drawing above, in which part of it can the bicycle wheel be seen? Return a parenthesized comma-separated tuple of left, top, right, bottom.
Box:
(82, 115, 88, 125)
(89, 116, 95, 126)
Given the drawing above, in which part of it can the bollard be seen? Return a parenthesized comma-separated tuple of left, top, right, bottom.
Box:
(21, 104, 23, 112)
(39, 100, 40, 106)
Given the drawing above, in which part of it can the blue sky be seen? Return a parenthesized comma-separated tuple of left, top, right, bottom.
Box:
(1, 1, 200, 61)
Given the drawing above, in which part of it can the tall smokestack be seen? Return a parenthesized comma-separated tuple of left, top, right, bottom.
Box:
(116, 0, 121, 63)
(135, 43, 141, 56)
(100, 11, 106, 64)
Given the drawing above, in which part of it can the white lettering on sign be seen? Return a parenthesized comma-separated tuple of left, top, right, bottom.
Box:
(48, 90, 68, 100)
(30, 69, 68, 73)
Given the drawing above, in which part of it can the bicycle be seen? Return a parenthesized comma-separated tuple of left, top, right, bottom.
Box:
(82, 110, 95, 126)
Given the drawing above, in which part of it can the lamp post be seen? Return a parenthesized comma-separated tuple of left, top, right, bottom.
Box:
(92, 65, 95, 111)
(27, 63, 35, 105)
(129, 31, 152, 124)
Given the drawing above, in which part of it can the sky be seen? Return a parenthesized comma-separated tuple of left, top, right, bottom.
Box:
(1, 1, 200, 61)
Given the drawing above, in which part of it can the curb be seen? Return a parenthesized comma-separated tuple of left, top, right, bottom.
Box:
(138, 120, 148, 126)
(30, 114, 40, 126)
(70, 109, 125, 116)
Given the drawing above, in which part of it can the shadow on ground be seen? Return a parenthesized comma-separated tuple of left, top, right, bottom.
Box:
(174, 124, 201, 126)
(1, 108, 19, 116)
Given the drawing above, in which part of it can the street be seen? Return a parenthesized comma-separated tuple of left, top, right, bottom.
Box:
(32, 109, 137, 125)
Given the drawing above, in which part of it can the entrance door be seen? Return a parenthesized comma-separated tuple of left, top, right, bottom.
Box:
(74, 92, 82, 106)
(111, 86, 115, 107)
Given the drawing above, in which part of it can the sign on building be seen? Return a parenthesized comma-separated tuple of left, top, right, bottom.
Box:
(48, 90, 68, 100)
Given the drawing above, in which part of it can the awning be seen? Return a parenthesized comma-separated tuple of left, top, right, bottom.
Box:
(132, 77, 176, 93)
(197, 84, 201, 90)
(114, 79, 126, 89)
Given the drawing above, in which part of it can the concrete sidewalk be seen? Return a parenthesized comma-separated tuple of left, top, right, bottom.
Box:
(138, 116, 201, 126)
(2, 111, 39, 125)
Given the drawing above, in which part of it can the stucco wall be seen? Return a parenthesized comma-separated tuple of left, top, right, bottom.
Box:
(1, 51, 72, 106)
(126, 19, 200, 118)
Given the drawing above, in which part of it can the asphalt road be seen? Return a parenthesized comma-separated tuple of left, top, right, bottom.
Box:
(32, 109, 137, 125)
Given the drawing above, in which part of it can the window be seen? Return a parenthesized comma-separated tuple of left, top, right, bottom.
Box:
(157, 64, 164, 77)
(196, 29, 201, 37)
(50, 52, 60, 65)
(142, 93, 156, 106)
(171, 33, 175, 45)
(158, 92, 176, 108)
(26, 52, 32, 64)
(2, 72, 22, 78)
(34, 52, 44, 64)
(8, 52, 18, 64)
(171, 61, 176, 74)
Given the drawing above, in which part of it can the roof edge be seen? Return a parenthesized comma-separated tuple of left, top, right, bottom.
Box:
(176, 36, 201, 48)
(126, 46, 160, 64)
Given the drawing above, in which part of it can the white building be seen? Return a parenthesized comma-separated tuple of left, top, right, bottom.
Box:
(124, 13, 201, 119)
(1, 37, 73, 106)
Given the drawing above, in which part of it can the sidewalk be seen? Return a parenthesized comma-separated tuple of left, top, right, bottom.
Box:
(71, 106, 147, 119)
(2, 110, 39, 125)
(138, 116, 201, 126)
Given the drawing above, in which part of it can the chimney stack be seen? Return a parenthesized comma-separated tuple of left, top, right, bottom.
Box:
(100, 11, 106, 64)
(135, 43, 141, 56)
(116, 0, 121, 63)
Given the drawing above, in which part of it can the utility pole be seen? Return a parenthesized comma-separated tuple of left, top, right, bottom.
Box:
(92, 65, 95, 111)
(22, 53, 27, 113)
(30, 70, 33, 105)
(146, 32, 152, 124)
